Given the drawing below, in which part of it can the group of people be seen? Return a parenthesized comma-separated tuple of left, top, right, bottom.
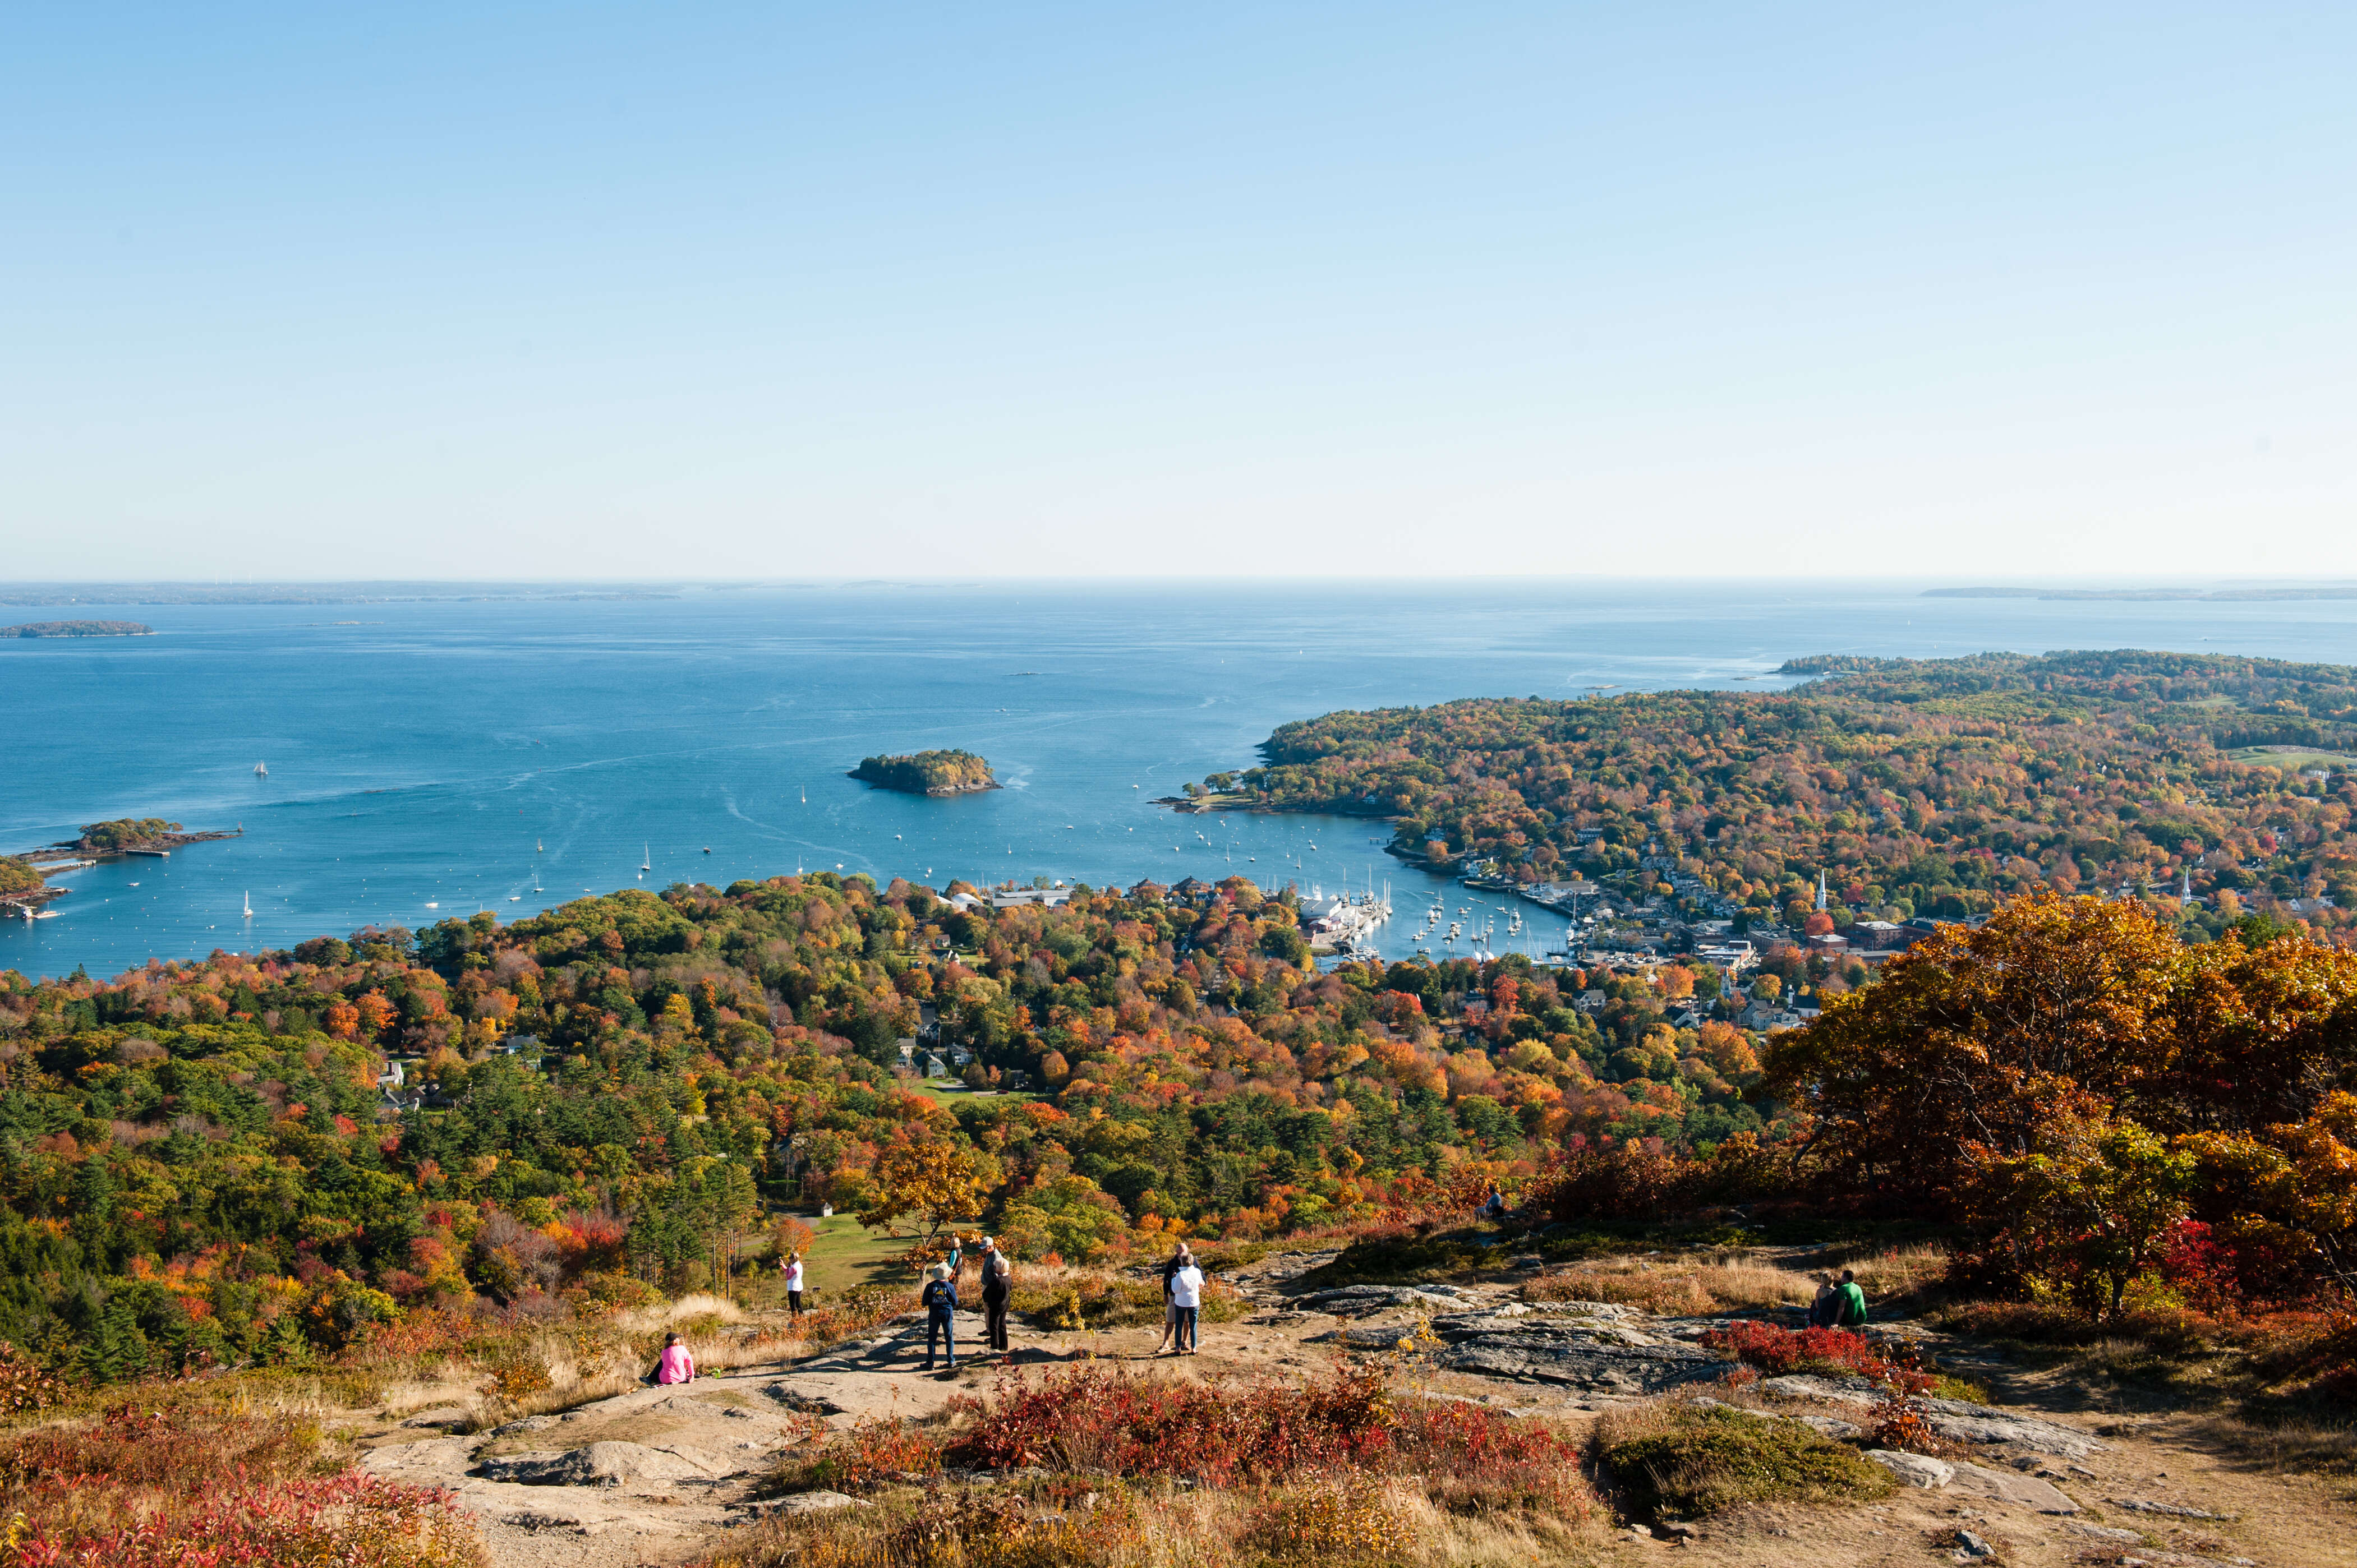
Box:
(1154, 1242, 1205, 1355)
(917, 1232, 1015, 1372)
(659, 1225, 1217, 1385)
(1810, 1268, 1871, 1330)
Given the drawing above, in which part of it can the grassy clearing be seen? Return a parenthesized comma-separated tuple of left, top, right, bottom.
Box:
(2225, 746, 2357, 771)
(1591, 1398, 1895, 1522)
(1299, 1220, 1757, 1288)
(1523, 1254, 1812, 1315)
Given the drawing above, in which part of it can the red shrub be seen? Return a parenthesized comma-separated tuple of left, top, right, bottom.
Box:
(942, 1362, 1586, 1511)
(0, 1401, 479, 1566)
(1702, 1320, 1931, 1393)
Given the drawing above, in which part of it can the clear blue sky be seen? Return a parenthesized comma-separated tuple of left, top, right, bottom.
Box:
(4, 3, 2353, 579)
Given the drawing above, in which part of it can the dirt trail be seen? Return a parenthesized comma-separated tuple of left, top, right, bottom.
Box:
(347, 1249, 2357, 1567)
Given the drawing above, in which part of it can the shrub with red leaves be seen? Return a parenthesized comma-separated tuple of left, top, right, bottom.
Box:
(935, 1362, 1589, 1515)
(1702, 1320, 1931, 1394)
(0, 1401, 481, 1567)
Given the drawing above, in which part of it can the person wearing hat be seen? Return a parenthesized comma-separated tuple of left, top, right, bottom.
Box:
(919, 1261, 960, 1371)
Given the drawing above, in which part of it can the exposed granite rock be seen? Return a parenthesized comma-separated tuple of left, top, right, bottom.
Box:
(1757, 1375, 2105, 1458)
(478, 1441, 715, 1487)
(1293, 1285, 1472, 1317)
(1946, 1459, 2080, 1514)
(1865, 1449, 1954, 1488)
(1430, 1317, 1728, 1391)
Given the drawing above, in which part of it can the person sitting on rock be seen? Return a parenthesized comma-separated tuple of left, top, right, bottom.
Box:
(1810, 1272, 1839, 1329)
(1834, 1269, 1870, 1332)
(655, 1332, 696, 1385)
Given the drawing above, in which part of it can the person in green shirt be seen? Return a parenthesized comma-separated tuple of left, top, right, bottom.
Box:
(1833, 1269, 1868, 1330)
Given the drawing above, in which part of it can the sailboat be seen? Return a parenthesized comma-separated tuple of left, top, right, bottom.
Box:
(242, 891, 253, 917)
(254, 760, 267, 778)
(641, 843, 652, 873)
(536, 839, 543, 853)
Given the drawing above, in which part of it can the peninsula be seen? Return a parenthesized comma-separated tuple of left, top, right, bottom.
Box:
(847, 749, 997, 795)
(0, 620, 154, 637)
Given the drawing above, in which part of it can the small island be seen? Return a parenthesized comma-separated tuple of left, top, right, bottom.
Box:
(60, 818, 242, 854)
(1, 620, 155, 638)
(848, 750, 998, 795)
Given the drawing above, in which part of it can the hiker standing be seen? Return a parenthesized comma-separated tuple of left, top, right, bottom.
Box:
(1833, 1269, 1869, 1333)
(1154, 1243, 1193, 1355)
(982, 1251, 1012, 1354)
(1168, 1253, 1205, 1355)
(944, 1233, 965, 1286)
(781, 1251, 805, 1319)
(920, 1262, 960, 1371)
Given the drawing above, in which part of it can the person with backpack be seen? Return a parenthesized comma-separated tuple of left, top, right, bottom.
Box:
(980, 1251, 1012, 1354)
(1167, 1253, 1205, 1355)
(1833, 1269, 1869, 1332)
(920, 1262, 960, 1371)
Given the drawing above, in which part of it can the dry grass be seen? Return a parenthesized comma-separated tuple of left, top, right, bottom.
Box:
(696, 1475, 1607, 1568)
(1836, 1243, 1950, 1301)
(1522, 1253, 1813, 1316)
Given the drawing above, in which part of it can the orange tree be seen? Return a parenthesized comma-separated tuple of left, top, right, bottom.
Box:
(858, 1132, 985, 1257)
(1762, 893, 2357, 1210)
(1763, 892, 2357, 1304)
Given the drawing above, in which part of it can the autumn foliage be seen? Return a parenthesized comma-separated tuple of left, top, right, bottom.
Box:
(1765, 892, 2357, 1312)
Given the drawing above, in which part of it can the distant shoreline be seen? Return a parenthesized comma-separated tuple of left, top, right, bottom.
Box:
(1, 620, 155, 637)
(1927, 585, 2357, 603)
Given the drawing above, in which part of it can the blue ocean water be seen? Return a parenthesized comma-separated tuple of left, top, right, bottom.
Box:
(8, 580, 2357, 982)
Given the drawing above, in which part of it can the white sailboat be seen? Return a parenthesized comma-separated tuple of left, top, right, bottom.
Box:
(242, 891, 253, 917)
(254, 760, 267, 778)
(641, 842, 651, 872)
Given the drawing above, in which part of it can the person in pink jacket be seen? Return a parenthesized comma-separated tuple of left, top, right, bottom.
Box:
(655, 1332, 696, 1385)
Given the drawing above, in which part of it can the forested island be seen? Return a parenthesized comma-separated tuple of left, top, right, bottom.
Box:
(849, 749, 997, 795)
(1191, 650, 2357, 935)
(0, 620, 153, 637)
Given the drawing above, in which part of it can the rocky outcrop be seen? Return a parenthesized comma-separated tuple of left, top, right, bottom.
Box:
(478, 1441, 718, 1487)
(1428, 1311, 1728, 1392)
(1866, 1449, 1955, 1488)
(1758, 1373, 2106, 1459)
(1294, 1285, 1473, 1317)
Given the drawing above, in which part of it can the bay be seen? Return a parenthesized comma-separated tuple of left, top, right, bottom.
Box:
(7, 579, 2357, 982)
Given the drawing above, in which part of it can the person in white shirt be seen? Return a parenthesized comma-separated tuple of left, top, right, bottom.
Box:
(781, 1251, 805, 1318)
(1167, 1258, 1205, 1355)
